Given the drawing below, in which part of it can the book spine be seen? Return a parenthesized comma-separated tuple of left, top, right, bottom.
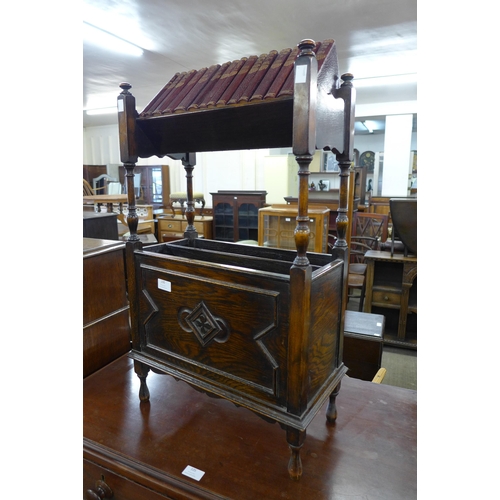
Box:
(276, 67, 295, 98)
(195, 62, 232, 110)
(226, 53, 267, 105)
(315, 39, 334, 72)
(276, 40, 332, 98)
(186, 64, 223, 111)
(237, 50, 278, 103)
(152, 70, 196, 115)
(172, 67, 210, 114)
(141, 73, 182, 116)
(215, 55, 258, 107)
(263, 47, 298, 99)
(161, 69, 199, 114)
(206, 58, 247, 108)
(250, 48, 291, 101)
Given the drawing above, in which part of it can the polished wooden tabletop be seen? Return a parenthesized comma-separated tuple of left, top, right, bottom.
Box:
(83, 194, 128, 204)
(84, 355, 416, 500)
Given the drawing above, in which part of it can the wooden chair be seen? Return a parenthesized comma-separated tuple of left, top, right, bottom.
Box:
(116, 205, 156, 238)
(372, 368, 387, 384)
(83, 178, 94, 196)
(169, 191, 205, 217)
(93, 174, 118, 194)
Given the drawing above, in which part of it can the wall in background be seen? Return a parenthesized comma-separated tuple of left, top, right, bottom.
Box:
(83, 123, 418, 206)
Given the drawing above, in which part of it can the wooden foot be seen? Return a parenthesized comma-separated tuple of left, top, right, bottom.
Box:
(326, 381, 341, 424)
(286, 428, 306, 480)
(134, 361, 150, 402)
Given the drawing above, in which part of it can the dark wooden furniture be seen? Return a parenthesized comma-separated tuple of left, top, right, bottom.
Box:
(83, 212, 119, 240)
(157, 214, 213, 241)
(364, 250, 417, 349)
(389, 197, 417, 257)
(116, 39, 355, 480)
(119, 165, 171, 209)
(84, 355, 416, 500)
(83, 239, 131, 377)
(343, 310, 385, 381)
(83, 164, 107, 186)
(353, 166, 367, 207)
(211, 190, 267, 242)
(258, 205, 330, 252)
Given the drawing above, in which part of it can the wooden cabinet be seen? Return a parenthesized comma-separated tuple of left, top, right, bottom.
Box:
(211, 190, 267, 242)
(157, 215, 213, 242)
(83, 212, 118, 240)
(364, 250, 417, 349)
(83, 238, 131, 377)
(258, 205, 330, 253)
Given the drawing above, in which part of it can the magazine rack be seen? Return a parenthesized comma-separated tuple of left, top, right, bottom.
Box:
(118, 39, 355, 480)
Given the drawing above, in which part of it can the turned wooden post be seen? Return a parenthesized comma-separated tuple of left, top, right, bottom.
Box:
(181, 153, 198, 240)
(292, 39, 317, 268)
(285, 38, 318, 481)
(118, 82, 139, 242)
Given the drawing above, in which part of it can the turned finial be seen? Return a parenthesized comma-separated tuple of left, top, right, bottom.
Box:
(297, 39, 316, 54)
(119, 82, 132, 94)
(341, 73, 354, 87)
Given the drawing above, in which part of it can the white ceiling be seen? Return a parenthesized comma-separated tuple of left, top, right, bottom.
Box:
(83, 0, 417, 134)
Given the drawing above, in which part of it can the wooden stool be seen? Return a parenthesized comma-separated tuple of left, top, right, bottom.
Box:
(169, 192, 205, 217)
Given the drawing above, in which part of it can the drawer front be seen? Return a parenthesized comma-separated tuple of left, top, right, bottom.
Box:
(161, 231, 184, 242)
(372, 289, 401, 307)
(159, 219, 183, 232)
(84, 459, 174, 500)
(182, 221, 205, 235)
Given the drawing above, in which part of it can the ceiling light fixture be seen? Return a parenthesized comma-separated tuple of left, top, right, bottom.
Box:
(361, 121, 374, 134)
(354, 73, 417, 88)
(83, 21, 144, 57)
(85, 107, 117, 116)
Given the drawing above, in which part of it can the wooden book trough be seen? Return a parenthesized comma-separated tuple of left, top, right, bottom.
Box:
(117, 38, 356, 480)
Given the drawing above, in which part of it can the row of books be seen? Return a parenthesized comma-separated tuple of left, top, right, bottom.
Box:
(140, 39, 336, 118)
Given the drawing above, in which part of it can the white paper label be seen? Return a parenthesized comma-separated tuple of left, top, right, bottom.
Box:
(117, 100, 124, 112)
(158, 278, 171, 292)
(182, 465, 205, 481)
(295, 65, 307, 83)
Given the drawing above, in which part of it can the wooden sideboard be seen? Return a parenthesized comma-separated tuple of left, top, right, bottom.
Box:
(83, 238, 131, 377)
(157, 214, 213, 241)
(84, 355, 417, 500)
(364, 250, 417, 349)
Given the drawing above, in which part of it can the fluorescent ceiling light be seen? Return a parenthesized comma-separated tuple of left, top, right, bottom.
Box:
(361, 121, 374, 134)
(83, 21, 144, 57)
(354, 74, 417, 88)
(85, 107, 117, 116)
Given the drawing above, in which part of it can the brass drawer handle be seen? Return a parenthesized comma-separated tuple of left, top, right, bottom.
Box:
(384, 296, 389, 301)
(85, 479, 113, 499)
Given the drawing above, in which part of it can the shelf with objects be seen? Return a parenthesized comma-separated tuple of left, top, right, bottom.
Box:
(112, 38, 356, 481)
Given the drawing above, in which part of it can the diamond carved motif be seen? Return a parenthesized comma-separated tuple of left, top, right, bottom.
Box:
(185, 301, 224, 347)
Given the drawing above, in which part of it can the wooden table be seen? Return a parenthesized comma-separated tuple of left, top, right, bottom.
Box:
(83, 194, 128, 213)
(364, 250, 417, 349)
(83, 355, 416, 499)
